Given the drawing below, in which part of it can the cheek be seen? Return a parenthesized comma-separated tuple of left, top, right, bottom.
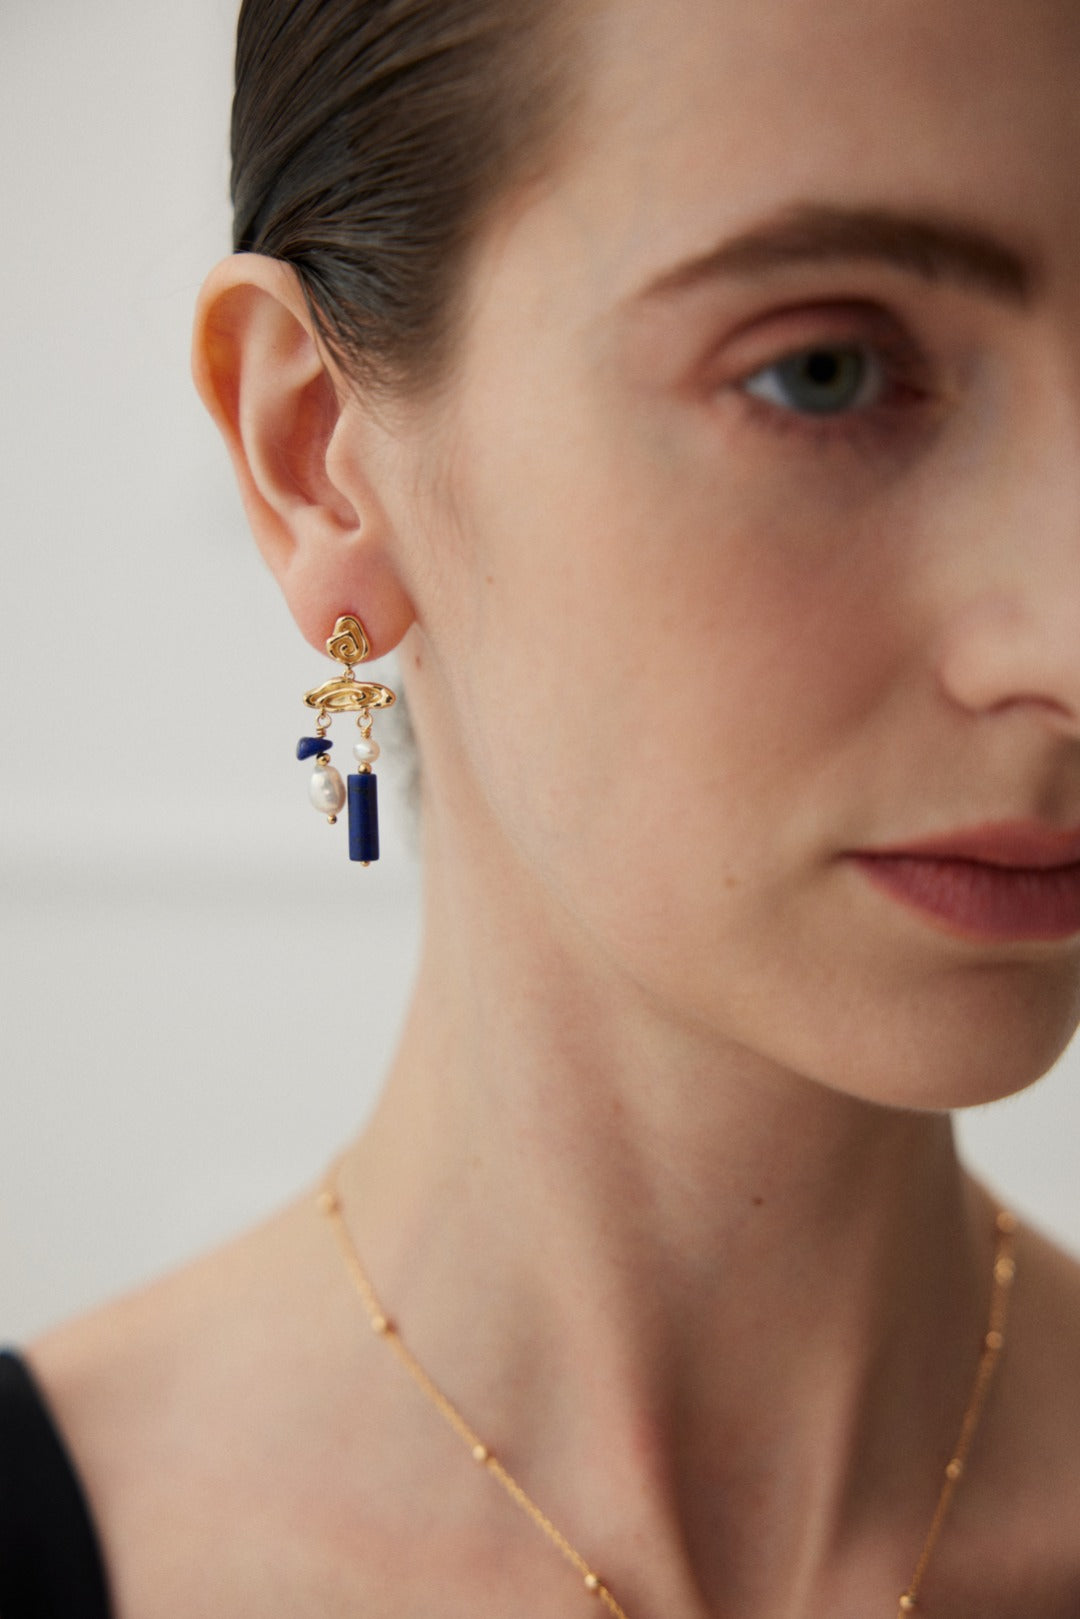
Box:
(437, 359, 914, 935)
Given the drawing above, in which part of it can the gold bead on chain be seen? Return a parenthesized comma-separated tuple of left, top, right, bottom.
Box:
(317, 1177, 1016, 1619)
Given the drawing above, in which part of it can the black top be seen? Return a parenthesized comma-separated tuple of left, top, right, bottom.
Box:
(0, 1350, 112, 1619)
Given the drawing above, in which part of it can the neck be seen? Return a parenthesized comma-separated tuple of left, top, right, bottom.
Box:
(336, 817, 994, 1616)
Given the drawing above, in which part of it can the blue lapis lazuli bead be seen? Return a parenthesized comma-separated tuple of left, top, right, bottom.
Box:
(348, 772, 379, 863)
(297, 736, 332, 761)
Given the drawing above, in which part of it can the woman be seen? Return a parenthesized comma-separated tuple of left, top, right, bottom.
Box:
(4, 0, 1080, 1614)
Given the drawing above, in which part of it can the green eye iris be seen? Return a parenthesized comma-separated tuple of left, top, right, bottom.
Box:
(744, 345, 880, 416)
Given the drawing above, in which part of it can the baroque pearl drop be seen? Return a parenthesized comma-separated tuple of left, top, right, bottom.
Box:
(353, 738, 381, 766)
(309, 762, 347, 815)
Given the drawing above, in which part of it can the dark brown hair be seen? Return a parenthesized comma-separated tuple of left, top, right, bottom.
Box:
(232, 0, 577, 393)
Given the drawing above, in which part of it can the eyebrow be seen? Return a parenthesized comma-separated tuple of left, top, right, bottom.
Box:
(636, 202, 1040, 307)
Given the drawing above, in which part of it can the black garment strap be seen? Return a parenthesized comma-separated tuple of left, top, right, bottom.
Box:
(0, 1350, 112, 1619)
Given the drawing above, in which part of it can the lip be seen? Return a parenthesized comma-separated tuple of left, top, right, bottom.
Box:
(860, 819, 1080, 870)
(848, 820, 1080, 943)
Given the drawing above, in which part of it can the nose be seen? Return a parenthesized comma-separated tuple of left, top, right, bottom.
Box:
(937, 596, 1080, 738)
(934, 388, 1080, 740)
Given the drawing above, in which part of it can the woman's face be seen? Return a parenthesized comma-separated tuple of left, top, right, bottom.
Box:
(364, 0, 1080, 1107)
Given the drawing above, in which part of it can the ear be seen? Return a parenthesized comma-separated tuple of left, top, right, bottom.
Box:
(192, 254, 414, 656)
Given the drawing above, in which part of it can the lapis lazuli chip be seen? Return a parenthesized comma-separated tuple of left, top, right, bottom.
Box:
(297, 736, 332, 761)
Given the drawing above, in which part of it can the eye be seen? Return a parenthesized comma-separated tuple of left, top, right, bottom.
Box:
(725, 321, 939, 453)
(740, 343, 885, 417)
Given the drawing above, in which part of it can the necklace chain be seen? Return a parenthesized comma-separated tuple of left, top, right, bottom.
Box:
(318, 1172, 1016, 1618)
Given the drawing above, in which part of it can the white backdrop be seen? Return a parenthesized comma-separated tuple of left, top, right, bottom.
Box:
(2, 0, 1078, 1345)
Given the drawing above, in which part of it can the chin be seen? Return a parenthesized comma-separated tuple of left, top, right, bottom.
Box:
(818, 975, 1080, 1114)
(694, 938, 1080, 1115)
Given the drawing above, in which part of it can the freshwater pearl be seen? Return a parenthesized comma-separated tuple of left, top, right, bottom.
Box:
(309, 762, 347, 815)
(353, 738, 381, 766)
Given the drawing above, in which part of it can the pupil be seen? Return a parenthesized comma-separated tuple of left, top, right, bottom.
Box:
(804, 351, 842, 386)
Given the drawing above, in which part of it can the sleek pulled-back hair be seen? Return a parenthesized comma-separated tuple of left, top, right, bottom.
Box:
(232, 0, 577, 393)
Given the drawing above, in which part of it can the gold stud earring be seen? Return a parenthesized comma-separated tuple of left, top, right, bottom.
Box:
(296, 615, 396, 865)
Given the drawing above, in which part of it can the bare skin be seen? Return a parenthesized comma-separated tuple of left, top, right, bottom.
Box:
(28, 0, 1080, 1614)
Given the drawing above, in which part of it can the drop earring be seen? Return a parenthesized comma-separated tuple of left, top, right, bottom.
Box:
(297, 615, 396, 865)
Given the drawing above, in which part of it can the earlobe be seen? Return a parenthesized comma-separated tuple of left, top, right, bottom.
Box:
(192, 255, 414, 657)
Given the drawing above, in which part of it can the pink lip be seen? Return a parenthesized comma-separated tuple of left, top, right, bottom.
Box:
(849, 820, 1080, 943)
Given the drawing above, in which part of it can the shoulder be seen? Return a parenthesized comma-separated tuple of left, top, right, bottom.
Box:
(21, 1192, 375, 1619)
(0, 1350, 112, 1619)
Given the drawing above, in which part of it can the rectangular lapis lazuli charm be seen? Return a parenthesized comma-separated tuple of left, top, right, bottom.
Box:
(348, 772, 379, 863)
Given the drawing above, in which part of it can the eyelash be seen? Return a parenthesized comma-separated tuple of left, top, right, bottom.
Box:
(729, 333, 934, 450)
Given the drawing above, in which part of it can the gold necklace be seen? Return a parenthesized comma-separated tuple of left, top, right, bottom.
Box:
(318, 1173, 1016, 1618)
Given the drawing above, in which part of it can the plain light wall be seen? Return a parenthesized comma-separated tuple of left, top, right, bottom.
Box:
(0, 0, 422, 1341)
(2, 0, 1078, 1345)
